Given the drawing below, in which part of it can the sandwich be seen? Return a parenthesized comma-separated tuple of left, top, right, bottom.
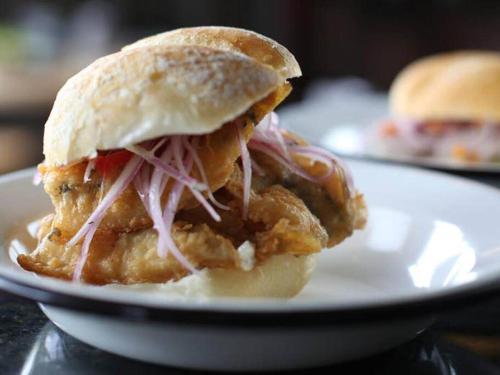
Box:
(374, 51, 500, 163)
(18, 26, 367, 298)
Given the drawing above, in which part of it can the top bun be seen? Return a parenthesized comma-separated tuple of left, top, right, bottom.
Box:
(123, 26, 302, 80)
(390, 51, 500, 122)
(44, 27, 300, 166)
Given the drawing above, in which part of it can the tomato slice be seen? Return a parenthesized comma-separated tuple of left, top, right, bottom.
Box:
(95, 150, 132, 176)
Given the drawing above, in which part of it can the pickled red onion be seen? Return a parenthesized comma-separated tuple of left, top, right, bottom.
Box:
(182, 136, 229, 211)
(83, 159, 96, 183)
(159, 156, 197, 273)
(33, 170, 42, 186)
(172, 137, 220, 222)
(236, 123, 251, 219)
(250, 113, 355, 195)
(148, 146, 173, 257)
(127, 144, 206, 190)
(250, 157, 265, 176)
(70, 155, 143, 280)
(68, 112, 357, 281)
(248, 139, 318, 182)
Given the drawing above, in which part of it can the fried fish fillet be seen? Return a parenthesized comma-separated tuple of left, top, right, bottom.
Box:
(40, 120, 254, 239)
(178, 167, 329, 258)
(18, 177, 328, 284)
(19, 148, 364, 284)
(18, 218, 239, 284)
(228, 150, 367, 247)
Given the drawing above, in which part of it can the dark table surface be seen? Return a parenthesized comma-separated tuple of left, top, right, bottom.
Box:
(1, 163, 499, 375)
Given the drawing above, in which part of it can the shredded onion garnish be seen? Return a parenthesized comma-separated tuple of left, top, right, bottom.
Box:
(70, 155, 144, 280)
(127, 144, 207, 190)
(83, 159, 96, 183)
(70, 135, 223, 280)
(171, 136, 221, 222)
(68, 112, 355, 281)
(377, 119, 500, 161)
(159, 150, 197, 273)
(182, 136, 229, 210)
(249, 113, 355, 195)
(236, 123, 252, 219)
(250, 157, 265, 176)
(33, 170, 42, 186)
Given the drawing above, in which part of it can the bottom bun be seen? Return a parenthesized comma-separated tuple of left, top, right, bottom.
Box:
(112, 254, 316, 299)
(199, 253, 316, 298)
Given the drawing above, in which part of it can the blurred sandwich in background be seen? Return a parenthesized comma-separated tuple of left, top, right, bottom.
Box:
(373, 51, 500, 163)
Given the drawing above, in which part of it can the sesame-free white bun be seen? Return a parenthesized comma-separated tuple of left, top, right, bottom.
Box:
(123, 26, 302, 80)
(116, 254, 316, 299)
(390, 51, 500, 122)
(43, 27, 301, 166)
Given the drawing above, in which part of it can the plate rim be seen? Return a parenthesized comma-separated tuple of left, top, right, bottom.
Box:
(1, 268, 500, 327)
(1, 165, 500, 327)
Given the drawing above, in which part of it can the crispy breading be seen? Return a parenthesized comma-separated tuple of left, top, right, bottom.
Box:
(20, 173, 329, 284)
(18, 219, 239, 284)
(20, 122, 366, 285)
(250, 150, 367, 247)
(179, 168, 329, 258)
(40, 120, 254, 239)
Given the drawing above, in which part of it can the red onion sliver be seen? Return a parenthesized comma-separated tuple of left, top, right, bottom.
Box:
(236, 123, 251, 219)
(72, 222, 98, 281)
(149, 148, 172, 256)
(127, 145, 206, 190)
(182, 137, 230, 211)
(250, 157, 265, 176)
(68, 155, 143, 248)
(172, 137, 221, 222)
(83, 159, 96, 183)
(161, 153, 197, 272)
(33, 170, 42, 186)
(158, 147, 173, 193)
(248, 140, 318, 182)
(251, 113, 356, 196)
(162, 184, 196, 273)
(134, 163, 151, 201)
(393, 119, 434, 152)
(292, 146, 354, 195)
(269, 113, 291, 160)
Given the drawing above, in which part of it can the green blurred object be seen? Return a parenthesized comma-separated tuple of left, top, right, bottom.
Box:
(0, 24, 29, 64)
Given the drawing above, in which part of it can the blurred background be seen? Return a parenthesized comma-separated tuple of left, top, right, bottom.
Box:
(0, 0, 499, 173)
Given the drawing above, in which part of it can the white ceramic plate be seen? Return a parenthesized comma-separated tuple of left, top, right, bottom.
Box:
(321, 123, 500, 173)
(1, 163, 500, 371)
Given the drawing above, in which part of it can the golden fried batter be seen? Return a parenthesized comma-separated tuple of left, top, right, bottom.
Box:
(250, 150, 367, 246)
(21, 138, 366, 285)
(18, 218, 239, 284)
(21, 170, 330, 284)
(178, 167, 329, 258)
(41, 120, 254, 239)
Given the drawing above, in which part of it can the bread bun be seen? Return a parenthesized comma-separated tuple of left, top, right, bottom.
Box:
(390, 51, 500, 122)
(117, 254, 316, 298)
(44, 45, 284, 166)
(44, 26, 302, 167)
(123, 26, 301, 80)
